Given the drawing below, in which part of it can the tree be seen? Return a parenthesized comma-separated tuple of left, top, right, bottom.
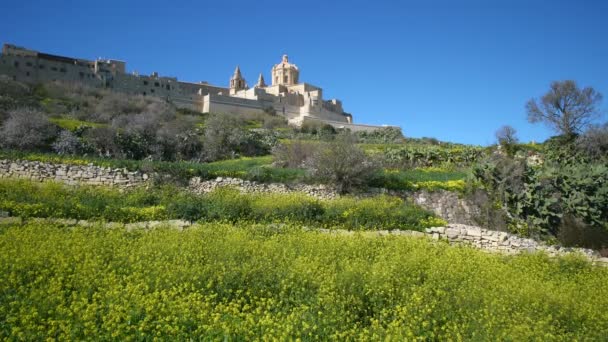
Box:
(495, 125, 519, 156)
(0, 108, 58, 150)
(526, 80, 603, 137)
(495, 125, 518, 145)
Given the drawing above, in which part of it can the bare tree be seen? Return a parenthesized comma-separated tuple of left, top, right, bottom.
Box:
(495, 125, 519, 146)
(526, 80, 603, 137)
(495, 125, 519, 157)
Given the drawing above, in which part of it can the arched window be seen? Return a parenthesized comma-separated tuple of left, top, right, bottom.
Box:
(284, 75, 288, 83)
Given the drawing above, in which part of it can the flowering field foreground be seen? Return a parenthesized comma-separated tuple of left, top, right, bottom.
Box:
(1, 222, 607, 340)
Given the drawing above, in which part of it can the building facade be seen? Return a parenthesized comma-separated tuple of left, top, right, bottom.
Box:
(0, 43, 390, 132)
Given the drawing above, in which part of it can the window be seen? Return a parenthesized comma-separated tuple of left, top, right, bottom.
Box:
(154, 82, 159, 87)
(143, 92, 146, 96)
(79, 72, 84, 78)
(51, 66, 58, 71)
(26, 62, 32, 67)
(284, 75, 288, 83)
(150, 89, 155, 93)
(166, 84, 170, 90)
(12, 76, 16, 81)
(13, 61, 19, 68)
(26, 71, 30, 77)
(143, 80, 148, 85)
(39, 65, 45, 69)
(59, 67, 67, 73)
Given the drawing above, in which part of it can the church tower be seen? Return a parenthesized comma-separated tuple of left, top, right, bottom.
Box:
(229, 66, 246, 95)
(271, 55, 299, 86)
(256, 73, 266, 88)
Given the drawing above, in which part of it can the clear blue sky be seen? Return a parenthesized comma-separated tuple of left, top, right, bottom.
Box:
(1, 0, 607, 145)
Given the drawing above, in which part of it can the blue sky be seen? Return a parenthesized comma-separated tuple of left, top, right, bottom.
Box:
(1, 0, 606, 145)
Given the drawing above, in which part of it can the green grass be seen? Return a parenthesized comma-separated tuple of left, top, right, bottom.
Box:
(0, 149, 469, 191)
(0, 178, 441, 230)
(370, 167, 469, 192)
(1, 222, 606, 340)
(49, 116, 108, 131)
(0, 150, 304, 184)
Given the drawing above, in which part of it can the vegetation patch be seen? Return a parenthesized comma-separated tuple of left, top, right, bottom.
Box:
(0, 179, 441, 230)
(1, 222, 607, 340)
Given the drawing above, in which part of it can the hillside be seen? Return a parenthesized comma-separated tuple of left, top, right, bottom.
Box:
(1, 79, 608, 339)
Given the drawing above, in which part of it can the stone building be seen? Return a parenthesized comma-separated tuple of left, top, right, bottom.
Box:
(0, 43, 393, 132)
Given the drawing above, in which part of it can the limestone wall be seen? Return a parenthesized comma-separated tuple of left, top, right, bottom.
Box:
(0, 159, 147, 187)
(189, 176, 338, 199)
(423, 224, 608, 264)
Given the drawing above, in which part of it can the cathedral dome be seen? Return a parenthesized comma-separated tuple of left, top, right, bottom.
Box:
(271, 55, 299, 86)
(273, 55, 299, 71)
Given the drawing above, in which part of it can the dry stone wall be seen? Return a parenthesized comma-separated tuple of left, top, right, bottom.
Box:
(0, 159, 148, 187)
(188, 176, 339, 199)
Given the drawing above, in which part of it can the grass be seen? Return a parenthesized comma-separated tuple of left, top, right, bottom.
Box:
(1, 222, 607, 340)
(49, 116, 108, 131)
(370, 167, 469, 192)
(0, 149, 469, 191)
(0, 178, 442, 230)
(0, 150, 305, 184)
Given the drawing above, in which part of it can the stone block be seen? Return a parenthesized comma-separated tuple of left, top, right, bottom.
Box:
(466, 228, 482, 237)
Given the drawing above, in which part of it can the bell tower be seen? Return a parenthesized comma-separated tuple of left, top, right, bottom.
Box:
(229, 66, 246, 95)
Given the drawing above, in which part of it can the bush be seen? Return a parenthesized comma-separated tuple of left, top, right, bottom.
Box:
(202, 114, 246, 161)
(250, 192, 324, 222)
(471, 154, 608, 240)
(355, 126, 404, 144)
(83, 127, 120, 157)
(0, 77, 38, 111)
(272, 140, 318, 168)
(0, 108, 58, 150)
(576, 122, 608, 162)
(306, 134, 380, 193)
(52, 130, 86, 155)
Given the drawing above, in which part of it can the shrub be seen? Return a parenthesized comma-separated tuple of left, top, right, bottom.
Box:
(166, 192, 208, 222)
(83, 126, 120, 157)
(355, 126, 404, 144)
(306, 134, 380, 193)
(52, 130, 86, 155)
(203, 187, 252, 222)
(576, 122, 608, 162)
(471, 154, 608, 240)
(250, 193, 324, 222)
(0, 76, 37, 111)
(271, 140, 317, 168)
(262, 115, 287, 129)
(202, 114, 246, 161)
(0, 108, 58, 150)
